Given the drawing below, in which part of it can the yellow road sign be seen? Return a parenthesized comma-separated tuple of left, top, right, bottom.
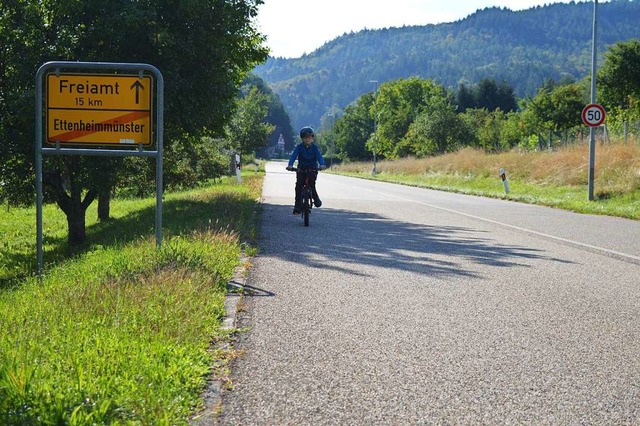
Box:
(46, 73, 153, 145)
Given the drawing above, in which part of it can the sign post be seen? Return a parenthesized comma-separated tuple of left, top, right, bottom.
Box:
(587, 0, 599, 201)
(235, 153, 242, 183)
(36, 62, 164, 276)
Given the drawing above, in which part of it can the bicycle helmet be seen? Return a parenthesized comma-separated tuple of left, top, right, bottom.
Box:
(299, 126, 315, 138)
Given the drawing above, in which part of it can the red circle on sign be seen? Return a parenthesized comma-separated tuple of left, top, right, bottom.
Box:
(582, 103, 606, 127)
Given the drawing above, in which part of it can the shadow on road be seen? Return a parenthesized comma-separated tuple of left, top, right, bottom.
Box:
(260, 204, 571, 280)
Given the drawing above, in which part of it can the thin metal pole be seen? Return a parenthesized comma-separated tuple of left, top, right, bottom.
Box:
(155, 71, 164, 247)
(370, 80, 378, 175)
(35, 68, 44, 275)
(588, 0, 598, 201)
(373, 98, 378, 175)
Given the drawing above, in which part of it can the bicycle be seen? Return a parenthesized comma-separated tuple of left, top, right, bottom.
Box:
(289, 167, 319, 227)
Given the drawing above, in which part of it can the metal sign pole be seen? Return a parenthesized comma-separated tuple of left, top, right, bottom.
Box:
(155, 71, 164, 247)
(35, 72, 44, 275)
(588, 0, 598, 201)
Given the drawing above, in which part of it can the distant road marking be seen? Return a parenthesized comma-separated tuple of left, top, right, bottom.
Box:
(376, 190, 640, 266)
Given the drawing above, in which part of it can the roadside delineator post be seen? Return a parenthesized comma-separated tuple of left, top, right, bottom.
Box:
(500, 168, 510, 194)
(235, 153, 242, 184)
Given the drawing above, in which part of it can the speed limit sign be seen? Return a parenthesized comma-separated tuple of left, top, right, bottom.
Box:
(582, 103, 606, 127)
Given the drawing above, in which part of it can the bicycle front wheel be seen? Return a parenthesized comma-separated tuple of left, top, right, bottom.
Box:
(303, 202, 310, 226)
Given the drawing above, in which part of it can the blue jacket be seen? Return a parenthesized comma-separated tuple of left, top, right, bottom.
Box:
(288, 143, 326, 169)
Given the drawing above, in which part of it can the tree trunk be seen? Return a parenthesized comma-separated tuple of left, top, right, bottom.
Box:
(98, 190, 111, 222)
(67, 208, 87, 245)
(64, 186, 97, 245)
(624, 120, 628, 144)
(45, 158, 98, 246)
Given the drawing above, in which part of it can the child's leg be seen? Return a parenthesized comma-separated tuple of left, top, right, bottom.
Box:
(310, 171, 321, 206)
(294, 173, 303, 208)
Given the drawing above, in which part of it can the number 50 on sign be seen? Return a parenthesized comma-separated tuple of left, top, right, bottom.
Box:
(581, 103, 606, 127)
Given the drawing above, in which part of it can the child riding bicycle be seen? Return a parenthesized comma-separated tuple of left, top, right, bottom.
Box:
(286, 126, 326, 215)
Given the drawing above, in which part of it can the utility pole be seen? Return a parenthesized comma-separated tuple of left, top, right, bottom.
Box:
(370, 80, 378, 175)
(588, 0, 598, 200)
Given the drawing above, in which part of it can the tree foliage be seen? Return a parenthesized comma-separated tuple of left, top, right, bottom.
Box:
(243, 73, 296, 154)
(403, 98, 473, 157)
(374, 77, 447, 158)
(333, 93, 375, 161)
(226, 86, 275, 157)
(456, 79, 518, 113)
(0, 1, 49, 205)
(520, 81, 586, 148)
(331, 61, 638, 161)
(475, 78, 518, 113)
(0, 0, 268, 244)
(599, 38, 640, 119)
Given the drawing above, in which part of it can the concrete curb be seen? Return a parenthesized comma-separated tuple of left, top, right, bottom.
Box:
(190, 262, 247, 425)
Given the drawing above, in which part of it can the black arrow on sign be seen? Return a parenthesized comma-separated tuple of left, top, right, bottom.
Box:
(130, 81, 144, 104)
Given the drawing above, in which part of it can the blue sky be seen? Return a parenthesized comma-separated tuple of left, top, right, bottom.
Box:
(256, 0, 592, 58)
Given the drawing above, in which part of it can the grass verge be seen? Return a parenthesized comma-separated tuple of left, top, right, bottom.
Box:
(0, 174, 263, 424)
(332, 144, 640, 220)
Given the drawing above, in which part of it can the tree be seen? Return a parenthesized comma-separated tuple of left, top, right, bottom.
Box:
(404, 96, 473, 156)
(0, 1, 49, 206)
(455, 82, 476, 113)
(475, 78, 518, 112)
(500, 111, 528, 150)
(242, 73, 295, 154)
(599, 39, 640, 110)
(520, 81, 585, 149)
(521, 88, 555, 149)
(226, 86, 275, 157)
(333, 93, 375, 161)
(461, 108, 514, 152)
(375, 77, 445, 158)
(549, 83, 585, 142)
(315, 107, 342, 162)
(0, 0, 268, 244)
(599, 39, 640, 126)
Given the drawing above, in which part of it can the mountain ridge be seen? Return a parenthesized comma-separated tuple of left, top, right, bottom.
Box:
(254, 1, 640, 131)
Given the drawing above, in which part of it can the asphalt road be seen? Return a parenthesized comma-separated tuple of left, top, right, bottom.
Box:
(219, 161, 640, 425)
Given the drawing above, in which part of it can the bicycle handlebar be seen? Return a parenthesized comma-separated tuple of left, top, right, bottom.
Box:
(287, 166, 324, 172)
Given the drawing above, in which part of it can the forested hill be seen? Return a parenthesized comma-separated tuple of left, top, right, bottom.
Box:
(253, 0, 640, 131)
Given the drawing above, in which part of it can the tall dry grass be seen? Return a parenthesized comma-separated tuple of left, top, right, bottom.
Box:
(335, 142, 640, 195)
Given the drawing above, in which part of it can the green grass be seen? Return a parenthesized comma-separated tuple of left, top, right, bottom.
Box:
(0, 175, 263, 424)
(0, 176, 262, 286)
